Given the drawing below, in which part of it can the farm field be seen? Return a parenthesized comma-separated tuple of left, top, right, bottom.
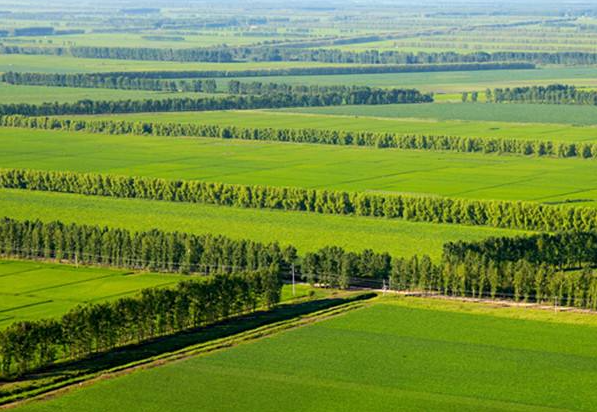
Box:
(18, 297, 597, 412)
(1, 128, 597, 205)
(0, 260, 187, 329)
(278, 102, 597, 126)
(226, 66, 597, 92)
(83, 109, 597, 142)
(0, 259, 322, 330)
(0, 83, 210, 104)
(0, 189, 526, 259)
(0, 55, 348, 74)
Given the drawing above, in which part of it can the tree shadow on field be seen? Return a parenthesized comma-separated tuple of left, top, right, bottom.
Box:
(0, 292, 375, 404)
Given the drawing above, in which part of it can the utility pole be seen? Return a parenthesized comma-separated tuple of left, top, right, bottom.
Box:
(291, 264, 296, 297)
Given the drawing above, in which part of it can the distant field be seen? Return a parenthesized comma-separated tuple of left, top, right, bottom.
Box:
(0, 259, 321, 330)
(278, 102, 597, 126)
(5, 32, 288, 49)
(0, 83, 213, 104)
(0, 260, 187, 329)
(1, 128, 596, 205)
(0, 55, 347, 74)
(84, 109, 597, 142)
(226, 66, 597, 92)
(0, 189, 525, 259)
(19, 297, 597, 412)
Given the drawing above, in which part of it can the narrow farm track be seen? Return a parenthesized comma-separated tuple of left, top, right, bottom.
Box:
(1, 294, 375, 409)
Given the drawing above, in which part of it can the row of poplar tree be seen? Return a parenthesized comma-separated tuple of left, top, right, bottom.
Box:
(487, 84, 597, 105)
(3, 43, 597, 65)
(0, 62, 532, 82)
(0, 269, 281, 377)
(2, 168, 596, 233)
(1, 72, 219, 93)
(2, 115, 595, 160)
(0, 88, 430, 117)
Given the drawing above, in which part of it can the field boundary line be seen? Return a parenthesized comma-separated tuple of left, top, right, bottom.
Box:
(0, 293, 376, 409)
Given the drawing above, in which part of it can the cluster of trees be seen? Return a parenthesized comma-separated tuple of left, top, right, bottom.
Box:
(2, 114, 596, 160)
(0, 269, 281, 377)
(488, 84, 597, 105)
(0, 88, 430, 117)
(439, 232, 597, 307)
(2, 168, 597, 233)
(301, 246, 392, 288)
(1, 72, 218, 93)
(226, 81, 414, 100)
(0, 217, 295, 274)
(444, 232, 597, 270)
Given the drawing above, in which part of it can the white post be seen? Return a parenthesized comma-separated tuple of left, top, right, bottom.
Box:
(291, 264, 296, 297)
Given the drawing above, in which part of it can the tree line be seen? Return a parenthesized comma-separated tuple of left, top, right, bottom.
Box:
(0, 88, 431, 117)
(2, 72, 218, 93)
(2, 114, 596, 160)
(0, 217, 295, 275)
(0, 268, 281, 377)
(487, 84, 597, 105)
(3, 43, 597, 65)
(2, 168, 597, 233)
(0, 62, 534, 83)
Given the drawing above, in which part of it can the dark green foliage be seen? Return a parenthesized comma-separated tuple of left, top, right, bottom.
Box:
(0, 88, 431, 116)
(0, 268, 281, 377)
(489, 84, 597, 105)
(2, 168, 597, 233)
(0, 216, 293, 274)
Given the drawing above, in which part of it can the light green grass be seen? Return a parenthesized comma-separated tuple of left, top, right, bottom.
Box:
(18, 297, 597, 412)
(0, 189, 525, 259)
(1, 128, 597, 205)
(0, 260, 188, 329)
(83, 109, 597, 142)
(278, 102, 597, 126)
(0, 83, 215, 104)
(0, 55, 348, 74)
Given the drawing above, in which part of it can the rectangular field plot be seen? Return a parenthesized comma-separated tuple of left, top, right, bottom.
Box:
(278, 102, 597, 126)
(1, 128, 597, 206)
(0, 189, 526, 259)
(0, 260, 187, 329)
(20, 298, 597, 412)
(77, 109, 597, 142)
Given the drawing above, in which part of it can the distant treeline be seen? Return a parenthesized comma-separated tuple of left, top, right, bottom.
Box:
(2, 168, 597, 233)
(0, 268, 281, 377)
(488, 84, 597, 105)
(0, 63, 533, 84)
(0, 73, 434, 105)
(1, 114, 595, 160)
(1, 43, 596, 65)
(2, 72, 218, 93)
(0, 88, 431, 116)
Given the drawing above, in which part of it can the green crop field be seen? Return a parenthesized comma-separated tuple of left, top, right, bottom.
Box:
(18, 297, 597, 412)
(0, 83, 211, 104)
(0, 55, 347, 74)
(278, 102, 597, 126)
(225, 66, 597, 92)
(0, 259, 322, 330)
(1, 128, 596, 206)
(0, 260, 187, 329)
(82, 109, 597, 142)
(0, 189, 525, 259)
